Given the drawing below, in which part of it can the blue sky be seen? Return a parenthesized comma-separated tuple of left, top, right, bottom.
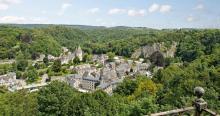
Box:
(0, 0, 220, 28)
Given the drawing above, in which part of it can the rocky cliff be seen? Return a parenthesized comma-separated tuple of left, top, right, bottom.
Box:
(131, 42, 177, 59)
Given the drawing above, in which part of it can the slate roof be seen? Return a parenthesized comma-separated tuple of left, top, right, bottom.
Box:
(83, 75, 100, 82)
(97, 83, 111, 89)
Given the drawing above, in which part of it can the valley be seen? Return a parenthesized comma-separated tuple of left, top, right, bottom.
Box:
(0, 24, 219, 115)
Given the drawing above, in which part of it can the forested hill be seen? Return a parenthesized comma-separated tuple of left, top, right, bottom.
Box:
(0, 24, 155, 59)
(0, 25, 90, 59)
(1, 24, 220, 59)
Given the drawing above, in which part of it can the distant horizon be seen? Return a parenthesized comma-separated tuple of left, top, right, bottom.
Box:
(0, 0, 220, 29)
(1, 23, 220, 30)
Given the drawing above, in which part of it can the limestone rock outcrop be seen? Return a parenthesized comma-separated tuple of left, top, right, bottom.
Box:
(131, 42, 177, 59)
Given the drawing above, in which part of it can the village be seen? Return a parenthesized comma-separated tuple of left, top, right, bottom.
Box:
(0, 46, 154, 94)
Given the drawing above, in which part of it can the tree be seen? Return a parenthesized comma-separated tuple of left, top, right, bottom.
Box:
(7, 49, 16, 59)
(34, 63, 40, 69)
(0, 90, 38, 115)
(19, 32, 32, 43)
(16, 71, 22, 79)
(114, 79, 138, 96)
(31, 52, 40, 60)
(107, 52, 115, 62)
(16, 52, 28, 71)
(37, 81, 77, 115)
(149, 51, 165, 67)
(52, 60, 61, 72)
(134, 78, 158, 97)
(27, 66, 39, 83)
(82, 53, 92, 63)
(73, 56, 80, 65)
(43, 54, 49, 66)
(129, 97, 158, 116)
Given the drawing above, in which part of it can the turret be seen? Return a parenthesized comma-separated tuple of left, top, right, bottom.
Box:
(75, 46, 83, 61)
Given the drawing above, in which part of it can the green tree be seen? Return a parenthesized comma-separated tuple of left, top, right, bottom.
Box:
(73, 56, 81, 65)
(15, 52, 28, 71)
(37, 81, 77, 115)
(114, 79, 138, 96)
(16, 71, 22, 79)
(27, 66, 39, 83)
(82, 53, 92, 63)
(0, 90, 38, 115)
(150, 51, 165, 67)
(52, 60, 61, 72)
(107, 52, 115, 62)
(43, 54, 49, 66)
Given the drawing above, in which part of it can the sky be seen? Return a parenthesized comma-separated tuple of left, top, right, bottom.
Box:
(0, 0, 220, 29)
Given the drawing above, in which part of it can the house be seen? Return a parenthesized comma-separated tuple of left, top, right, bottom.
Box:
(81, 75, 100, 91)
(116, 63, 131, 78)
(92, 54, 108, 65)
(73, 64, 92, 75)
(0, 72, 17, 87)
(60, 52, 75, 64)
(100, 67, 117, 83)
(66, 74, 82, 88)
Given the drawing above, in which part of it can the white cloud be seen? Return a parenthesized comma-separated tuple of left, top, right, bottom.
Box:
(62, 3, 72, 9)
(3, 0, 21, 4)
(194, 4, 204, 10)
(160, 5, 171, 13)
(0, 0, 21, 10)
(128, 9, 146, 17)
(108, 8, 146, 17)
(148, 3, 172, 13)
(57, 3, 72, 16)
(88, 8, 100, 14)
(108, 8, 126, 15)
(0, 16, 49, 24)
(0, 3, 8, 10)
(187, 16, 195, 22)
(148, 3, 160, 13)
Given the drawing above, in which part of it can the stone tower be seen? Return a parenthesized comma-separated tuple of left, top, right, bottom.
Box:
(75, 46, 83, 61)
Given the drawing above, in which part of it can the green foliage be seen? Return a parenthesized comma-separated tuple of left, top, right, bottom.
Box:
(107, 52, 115, 62)
(0, 26, 62, 60)
(0, 90, 38, 115)
(0, 64, 13, 75)
(83, 53, 92, 63)
(15, 52, 28, 71)
(37, 81, 77, 115)
(114, 78, 138, 96)
(149, 51, 165, 67)
(26, 66, 39, 83)
(52, 60, 62, 72)
(43, 55, 49, 66)
(30, 30, 62, 56)
(16, 71, 22, 79)
(73, 56, 81, 65)
(154, 53, 220, 111)
(43, 26, 90, 51)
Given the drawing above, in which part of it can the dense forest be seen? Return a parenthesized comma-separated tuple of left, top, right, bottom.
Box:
(0, 24, 219, 115)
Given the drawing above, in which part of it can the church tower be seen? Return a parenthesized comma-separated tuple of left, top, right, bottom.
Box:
(75, 46, 83, 61)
